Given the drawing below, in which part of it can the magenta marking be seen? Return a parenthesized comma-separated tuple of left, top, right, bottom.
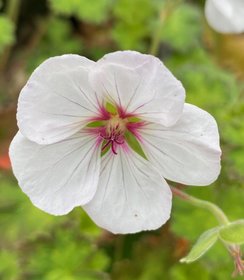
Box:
(127, 121, 146, 142)
(89, 104, 111, 122)
(84, 127, 104, 135)
(95, 135, 103, 149)
(117, 105, 136, 119)
(121, 141, 130, 153)
(98, 104, 111, 120)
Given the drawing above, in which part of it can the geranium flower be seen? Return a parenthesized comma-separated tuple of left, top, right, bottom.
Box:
(205, 0, 244, 34)
(9, 51, 221, 234)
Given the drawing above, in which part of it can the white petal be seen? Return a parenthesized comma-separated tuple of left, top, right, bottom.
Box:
(9, 131, 101, 215)
(17, 54, 101, 145)
(83, 148, 172, 234)
(205, 0, 244, 34)
(139, 104, 221, 186)
(90, 51, 185, 126)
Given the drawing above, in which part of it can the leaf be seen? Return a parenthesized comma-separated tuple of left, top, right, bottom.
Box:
(180, 227, 219, 263)
(219, 220, 244, 245)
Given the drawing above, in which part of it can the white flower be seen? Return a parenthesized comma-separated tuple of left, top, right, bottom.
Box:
(205, 0, 244, 34)
(9, 51, 221, 234)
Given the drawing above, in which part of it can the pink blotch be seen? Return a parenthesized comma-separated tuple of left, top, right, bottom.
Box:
(117, 105, 135, 119)
(88, 104, 111, 122)
(127, 121, 146, 143)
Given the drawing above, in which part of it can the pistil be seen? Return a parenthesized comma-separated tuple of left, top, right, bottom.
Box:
(100, 115, 127, 154)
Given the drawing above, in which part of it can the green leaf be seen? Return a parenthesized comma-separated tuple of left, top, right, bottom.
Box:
(219, 220, 244, 245)
(180, 227, 219, 263)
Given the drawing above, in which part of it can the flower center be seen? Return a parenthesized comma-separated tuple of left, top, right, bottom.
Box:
(86, 103, 146, 157)
(100, 115, 128, 154)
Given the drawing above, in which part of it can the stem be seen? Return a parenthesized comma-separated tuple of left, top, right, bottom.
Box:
(149, 0, 181, 56)
(171, 186, 229, 225)
(114, 235, 124, 262)
(0, 0, 21, 72)
(149, 6, 166, 56)
(171, 186, 244, 277)
(6, 0, 20, 22)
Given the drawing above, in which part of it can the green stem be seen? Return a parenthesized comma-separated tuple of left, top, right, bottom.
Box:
(171, 186, 229, 225)
(114, 235, 124, 261)
(6, 0, 20, 22)
(0, 0, 21, 72)
(149, 0, 182, 56)
(149, 6, 166, 56)
(171, 186, 244, 276)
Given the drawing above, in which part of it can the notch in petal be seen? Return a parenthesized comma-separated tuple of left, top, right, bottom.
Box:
(89, 51, 185, 127)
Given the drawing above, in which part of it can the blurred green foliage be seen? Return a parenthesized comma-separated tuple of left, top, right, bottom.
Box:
(49, 0, 112, 24)
(160, 3, 202, 52)
(112, 0, 156, 50)
(0, 176, 109, 280)
(27, 18, 82, 73)
(0, 15, 14, 54)
(0, 0, 244, 279)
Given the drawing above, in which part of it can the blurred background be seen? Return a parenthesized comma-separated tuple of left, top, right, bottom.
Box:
(0, 0, 244, 279)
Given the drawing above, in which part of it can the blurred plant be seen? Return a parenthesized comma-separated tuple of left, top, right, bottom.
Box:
(159, 3, 202, 53)
(150, 0, 178, 55)
(112, 0, 155, 50)
(0, 250, 20, 280)
(0, 176, 109, 280)
(0, 16, 15, 55)
(27, 18, 82, 73)
(49, 0, 112, 24)
(26, 229, 109, 280)
(171, 187, 244, 276)
(0, 0, 21, 71)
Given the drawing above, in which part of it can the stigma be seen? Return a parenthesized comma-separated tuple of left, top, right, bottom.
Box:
(100, 115, 128, 154)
